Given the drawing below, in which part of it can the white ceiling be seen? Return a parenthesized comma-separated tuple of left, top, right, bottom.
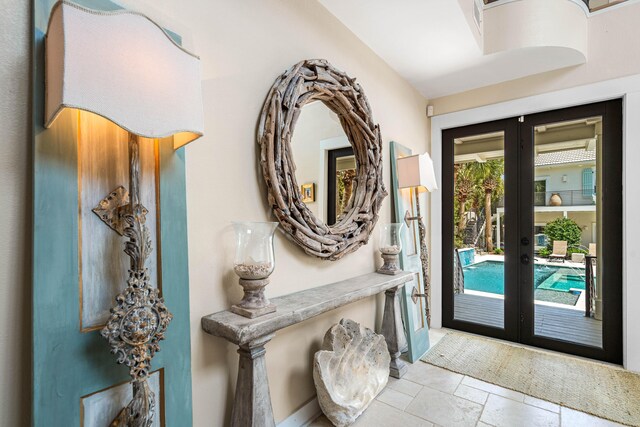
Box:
(318, 0, 587, 99)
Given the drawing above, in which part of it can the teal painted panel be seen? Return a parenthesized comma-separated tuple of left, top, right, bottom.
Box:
(157, 143, 193, 426)
(33, 1, 192, 425)
(390, 141, 430, 362)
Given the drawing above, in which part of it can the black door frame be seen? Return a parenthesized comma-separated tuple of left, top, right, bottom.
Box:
(441, 100, 623, 364)
(519, 100, 623, 364)
(442, 118, 520, 343)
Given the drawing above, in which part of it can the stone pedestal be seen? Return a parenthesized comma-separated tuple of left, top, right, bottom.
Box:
(381, 285, 409, 378)
(230, 335, 275, 427)
(377, 253, 401, 275)
(231, 278, 276, 318)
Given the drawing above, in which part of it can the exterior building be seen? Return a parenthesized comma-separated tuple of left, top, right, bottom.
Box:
(497, 148, 597, 250)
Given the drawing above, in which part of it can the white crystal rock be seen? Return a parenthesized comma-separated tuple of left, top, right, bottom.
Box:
(313, 319, 391, 427)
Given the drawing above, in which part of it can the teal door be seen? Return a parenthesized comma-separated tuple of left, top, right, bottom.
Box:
(390, 141, 431, 362)
(33, 1, 193, 425)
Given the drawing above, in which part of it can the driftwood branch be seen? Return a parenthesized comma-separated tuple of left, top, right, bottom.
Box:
(257, 59, 387, 260)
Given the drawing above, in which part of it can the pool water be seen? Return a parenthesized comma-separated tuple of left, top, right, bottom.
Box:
(463, 261, 585, 295)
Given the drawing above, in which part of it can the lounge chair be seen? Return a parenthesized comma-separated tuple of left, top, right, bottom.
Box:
(549, 240, 567, 263)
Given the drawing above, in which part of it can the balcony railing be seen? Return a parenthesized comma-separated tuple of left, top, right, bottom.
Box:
(497, 190, 595, 208)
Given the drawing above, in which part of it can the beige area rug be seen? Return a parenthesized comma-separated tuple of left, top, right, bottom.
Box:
(422, 332, 640, 426)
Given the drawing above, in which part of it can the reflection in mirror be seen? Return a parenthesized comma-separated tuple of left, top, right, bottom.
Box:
(290, 100, 353, 225)
(328, 147, 355, 225)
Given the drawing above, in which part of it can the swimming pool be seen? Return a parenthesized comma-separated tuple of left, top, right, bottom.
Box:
(463, 261, 585, 295)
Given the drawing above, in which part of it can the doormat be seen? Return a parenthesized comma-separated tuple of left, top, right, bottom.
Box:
(422, 332, 640, 426)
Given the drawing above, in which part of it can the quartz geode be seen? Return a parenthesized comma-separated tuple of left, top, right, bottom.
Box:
(313, 319, 390, 426)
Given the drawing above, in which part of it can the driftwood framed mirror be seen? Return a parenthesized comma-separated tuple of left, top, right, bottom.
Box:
(257, 59, 387, 260)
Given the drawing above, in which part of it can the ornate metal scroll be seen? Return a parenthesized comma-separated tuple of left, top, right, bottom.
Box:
(93, 186, 148, 236)
(99, 134, 172, 427)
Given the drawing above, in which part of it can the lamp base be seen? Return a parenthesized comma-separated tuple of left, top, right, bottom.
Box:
(231, 278, 277, 318)
(377, 253, 402, 275)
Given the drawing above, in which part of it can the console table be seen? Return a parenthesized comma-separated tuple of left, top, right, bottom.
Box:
(201, 271, 415, 427)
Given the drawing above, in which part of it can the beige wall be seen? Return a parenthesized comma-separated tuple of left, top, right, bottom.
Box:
(431, 2, 640, 114)
(120, 0, 430, 425)
(0, 0, 31, 426)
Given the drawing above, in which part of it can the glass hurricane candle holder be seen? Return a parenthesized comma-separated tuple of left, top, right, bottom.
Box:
(377, 223, 404, 275)
(230, 221, 279, 318)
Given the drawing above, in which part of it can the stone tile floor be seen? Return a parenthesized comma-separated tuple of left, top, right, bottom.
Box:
(309, 328, 624, 427)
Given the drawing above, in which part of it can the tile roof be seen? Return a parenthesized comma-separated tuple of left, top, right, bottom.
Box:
(535, 149, 596, 167)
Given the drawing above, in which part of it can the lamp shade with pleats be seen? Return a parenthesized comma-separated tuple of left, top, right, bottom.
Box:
(44, 0, 204, 148)
(397, 152, 438, 193)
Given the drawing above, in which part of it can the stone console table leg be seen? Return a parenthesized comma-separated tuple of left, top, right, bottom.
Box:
(231, 334, 276, 427)
(381, 285, 409, 378)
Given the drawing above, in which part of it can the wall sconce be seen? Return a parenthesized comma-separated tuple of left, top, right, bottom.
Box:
(45, 1, 203, 425)
(397, 153, 438, 325)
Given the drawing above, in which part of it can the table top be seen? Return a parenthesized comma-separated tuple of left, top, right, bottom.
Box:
(201, 271, 415, 346)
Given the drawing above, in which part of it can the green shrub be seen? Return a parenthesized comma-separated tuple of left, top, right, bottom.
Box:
(544, 217, 582, 251)
(493, 248, 504, 255)
(538, 248, 551, 257)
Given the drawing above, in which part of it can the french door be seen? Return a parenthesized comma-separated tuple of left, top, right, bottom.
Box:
(442, 100, 622, 364)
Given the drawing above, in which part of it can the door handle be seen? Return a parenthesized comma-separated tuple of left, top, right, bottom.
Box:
(520, 254, 530, 265)
(411, 286, 428, 304)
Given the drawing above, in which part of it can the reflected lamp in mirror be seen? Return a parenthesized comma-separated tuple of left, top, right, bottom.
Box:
(377, 223, 405, 275)
(44, 1, 204, 425)
(396, 152, 438, 325)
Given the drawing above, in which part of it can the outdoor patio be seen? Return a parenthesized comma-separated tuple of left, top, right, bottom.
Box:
(454, 293, 603, 348)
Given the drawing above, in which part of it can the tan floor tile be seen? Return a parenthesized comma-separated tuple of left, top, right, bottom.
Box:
(307, 415, 333, 427)
(480, 395, 559, 427)
(308, 401, 434, 427)
(560, 407, 625, 427)
(428, 328, 448, 346)
(461, 376, 525, 402)
(405, 386, 483, 427)
(454, 384, 489, 405)
(386, 377, 423, 397)
(376, 388, 414, 411)
(524, 395, 560, 413)
(405, 362, 464, 394)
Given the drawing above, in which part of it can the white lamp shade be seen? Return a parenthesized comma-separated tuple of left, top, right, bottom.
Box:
(45, 1, 204, 148)
(397, 152, 438, 192)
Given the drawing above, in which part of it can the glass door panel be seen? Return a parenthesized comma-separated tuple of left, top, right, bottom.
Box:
(531, 116, 603, 348)
(520, 99, 622, 364)
(443, 118, 518, 342)
(452, 131, 506, 329)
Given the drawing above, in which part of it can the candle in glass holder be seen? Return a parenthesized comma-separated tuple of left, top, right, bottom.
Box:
(377, 223, 404, 275)
(230, 222, 278, 318)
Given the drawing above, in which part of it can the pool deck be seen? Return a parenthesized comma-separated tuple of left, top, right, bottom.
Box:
(473, 253, 587, 270)
(454, 293, 603, 348)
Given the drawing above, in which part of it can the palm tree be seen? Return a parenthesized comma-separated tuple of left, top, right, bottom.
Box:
(469, 160, 504, 252)
(454, 164, 475, 238)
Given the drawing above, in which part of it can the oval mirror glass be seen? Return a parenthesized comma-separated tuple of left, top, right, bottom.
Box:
(290, 101, 355, 225)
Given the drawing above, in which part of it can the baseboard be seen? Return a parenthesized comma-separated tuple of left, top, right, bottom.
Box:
(277, 396, 321, 427)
